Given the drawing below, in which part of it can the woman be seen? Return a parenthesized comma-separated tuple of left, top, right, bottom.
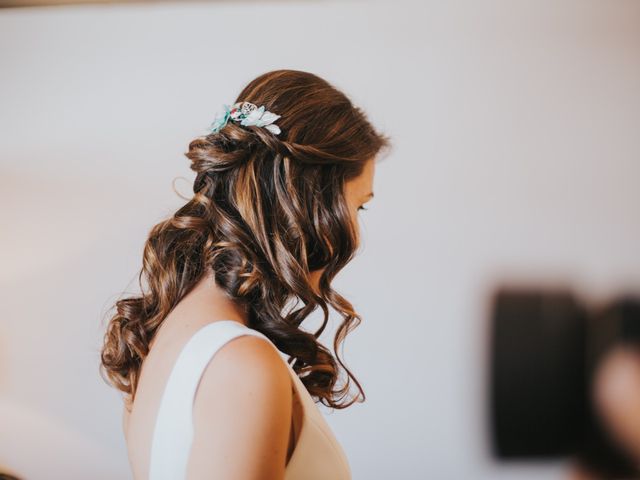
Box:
(100, 69, 391, 480)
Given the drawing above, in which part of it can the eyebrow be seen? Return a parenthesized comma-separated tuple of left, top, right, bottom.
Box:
(366, 192, 375, 199)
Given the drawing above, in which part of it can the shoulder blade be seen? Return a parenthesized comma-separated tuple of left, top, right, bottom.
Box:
(187, 334, 293, 480)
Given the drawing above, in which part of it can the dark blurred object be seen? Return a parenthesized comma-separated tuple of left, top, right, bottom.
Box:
(489, 287, 640, 479)
(0, 474, 23, 480)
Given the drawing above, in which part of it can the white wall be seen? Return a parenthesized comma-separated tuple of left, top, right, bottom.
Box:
(1, 0, 639, 478)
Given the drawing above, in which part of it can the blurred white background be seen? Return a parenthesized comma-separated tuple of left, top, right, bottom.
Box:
(1, 0, 639, 478)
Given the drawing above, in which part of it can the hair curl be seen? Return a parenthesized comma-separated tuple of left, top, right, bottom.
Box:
(99, 69, 392, 410)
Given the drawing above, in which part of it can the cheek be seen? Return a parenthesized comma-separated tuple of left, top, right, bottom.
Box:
(352, 212, 361, 245)
(343, 199, 361, 245)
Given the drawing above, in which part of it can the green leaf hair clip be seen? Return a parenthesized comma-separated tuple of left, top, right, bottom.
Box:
(208, 101, 282, 135)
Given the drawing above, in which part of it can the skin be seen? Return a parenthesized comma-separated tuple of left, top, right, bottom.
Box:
(566, 345, 640, 480)
(309, 158, 376, 291)
(123, 158, 375, 479)
(592, 345, 640, 459)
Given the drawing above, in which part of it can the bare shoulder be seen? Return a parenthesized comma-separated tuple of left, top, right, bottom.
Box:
(186, 333, 293, 480)
(198, 333, 292, 397)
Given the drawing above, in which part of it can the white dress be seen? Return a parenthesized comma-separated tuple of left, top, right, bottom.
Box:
(148, 320, 351, 479)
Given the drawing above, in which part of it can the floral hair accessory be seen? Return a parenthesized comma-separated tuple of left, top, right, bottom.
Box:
(208, 101, 282, 135)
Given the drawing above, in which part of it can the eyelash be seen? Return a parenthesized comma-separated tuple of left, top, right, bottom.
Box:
(358, 206, 368, 211)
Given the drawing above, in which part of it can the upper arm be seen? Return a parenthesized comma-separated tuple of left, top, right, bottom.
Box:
(186, 334, 293, 480)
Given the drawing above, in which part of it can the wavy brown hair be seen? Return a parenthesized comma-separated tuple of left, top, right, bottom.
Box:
(99, 69, 392, 410)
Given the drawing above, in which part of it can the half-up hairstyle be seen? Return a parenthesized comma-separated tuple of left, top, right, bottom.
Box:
(100, 69, 392, 410)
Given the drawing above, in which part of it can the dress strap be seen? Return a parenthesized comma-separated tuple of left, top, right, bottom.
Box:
(148, 320, 271, 480)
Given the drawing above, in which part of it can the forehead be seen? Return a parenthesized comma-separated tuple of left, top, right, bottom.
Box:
(358, 158, 375, 190)
(345, 158, 375, 195)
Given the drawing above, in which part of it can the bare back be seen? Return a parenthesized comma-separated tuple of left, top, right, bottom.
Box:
(122, 276, 303, 479)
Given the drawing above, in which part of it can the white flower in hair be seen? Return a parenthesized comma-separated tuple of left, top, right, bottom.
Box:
(256, 111, 282, 134)
(209, 101, 281, 135)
